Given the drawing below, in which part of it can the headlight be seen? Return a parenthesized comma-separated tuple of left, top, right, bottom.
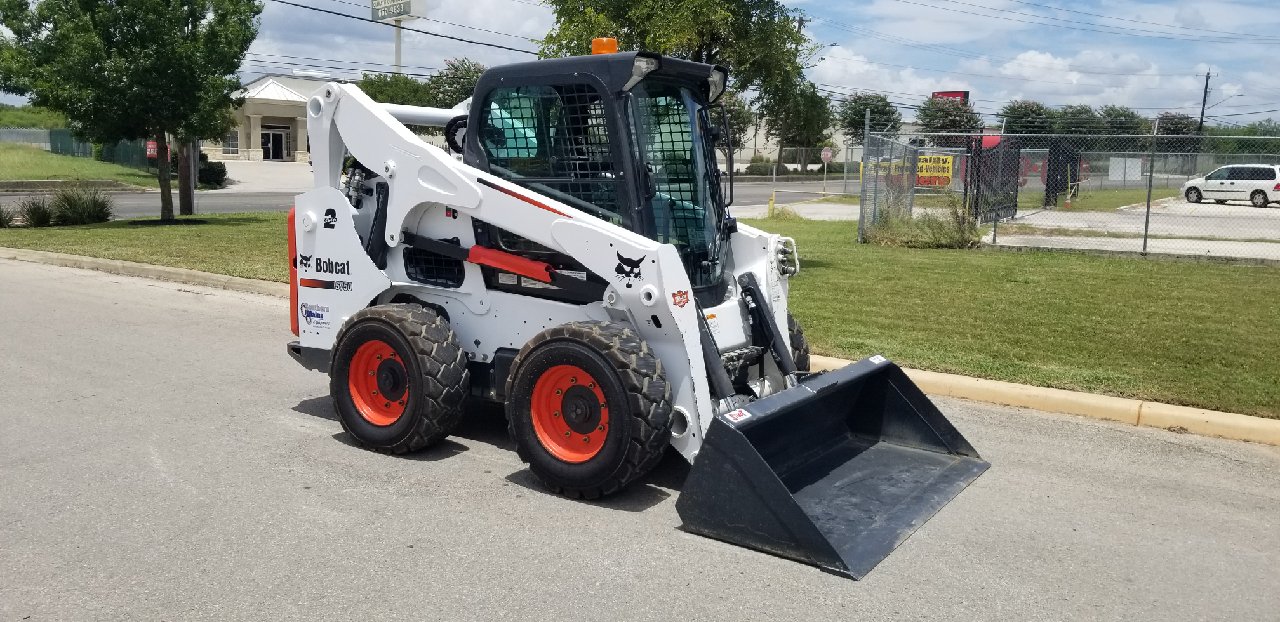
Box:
(707, 67, 727, 103)
(623, 56, 660, 91)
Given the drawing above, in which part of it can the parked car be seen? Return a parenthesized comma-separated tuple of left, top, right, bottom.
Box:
(1183, 164, 1280, 207)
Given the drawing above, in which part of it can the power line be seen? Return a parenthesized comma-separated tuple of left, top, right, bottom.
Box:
(1001, 0, 1269, 39)
(820, 52, 1200, 90)
(319, 0, 540, 41)
(884, 0, 1280, 44)
(264, 0, 538, 54)
(811, 17, 1204, 77)
(247, 52, 440, 73)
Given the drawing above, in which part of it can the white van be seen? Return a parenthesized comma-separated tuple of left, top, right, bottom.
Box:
(1183, 164, 1280, 207)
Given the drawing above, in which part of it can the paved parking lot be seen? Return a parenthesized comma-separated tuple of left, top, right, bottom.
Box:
(2, 259, 1279, 620)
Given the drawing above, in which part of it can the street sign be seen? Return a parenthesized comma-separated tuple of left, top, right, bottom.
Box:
(372, 0, 413, 21)
(821, 147, 833, 163)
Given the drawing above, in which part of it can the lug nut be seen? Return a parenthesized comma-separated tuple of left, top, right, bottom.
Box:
(597, 425, 604, 431)
(588, 382, 595, 388)
(376, 354, 382, 360)
(553, 412, 560, 418)
(398, 400, 405, 406)
(384, 402, 391, 408)
(570, 377, 577, 384)
(582, 437, 590, 443)
(563, 431, 570, 437)
(372, 390, 378, 395)
(555, 389, 562, 395)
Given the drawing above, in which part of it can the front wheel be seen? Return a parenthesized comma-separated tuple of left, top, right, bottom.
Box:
(1185, 188, 1202, 203)
(506, 322, 671, 499)
(330, 304, 469, 454)
(1251, 191, 1269, 208)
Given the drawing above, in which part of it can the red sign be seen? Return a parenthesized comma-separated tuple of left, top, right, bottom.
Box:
(931, 90, 970, 103)
(671, 290, 690, 308)
(146, 140, 157, 157)
(821, 147, 833, 163)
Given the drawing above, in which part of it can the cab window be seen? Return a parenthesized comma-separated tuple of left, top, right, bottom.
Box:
(1206, 168, 1229, 181)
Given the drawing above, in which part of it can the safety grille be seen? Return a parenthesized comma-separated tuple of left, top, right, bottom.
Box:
(479, 84, 623, 224)
(403, 244, 465, 288)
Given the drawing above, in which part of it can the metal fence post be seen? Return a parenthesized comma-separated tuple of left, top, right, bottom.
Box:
(857, 111, 871, 242)
(1142, 119, 1159, 255)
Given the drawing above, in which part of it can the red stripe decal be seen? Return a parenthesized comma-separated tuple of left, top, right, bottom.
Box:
(467, 245, 554, 283)
(477, 177, 571, 218)
(299, 278, 332, 289)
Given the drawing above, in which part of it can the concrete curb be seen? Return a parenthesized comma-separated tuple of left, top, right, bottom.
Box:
(0, 247, 289, 298)
(810, 355, 1280, 447)
(3, 247, 1276, 447)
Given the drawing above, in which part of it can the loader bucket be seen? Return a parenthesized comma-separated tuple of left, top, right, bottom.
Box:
(675, 356, 988, 580)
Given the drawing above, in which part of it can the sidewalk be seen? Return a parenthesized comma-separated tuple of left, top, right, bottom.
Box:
(991, 233, 1280, 261)
(207, 160, 313, 194)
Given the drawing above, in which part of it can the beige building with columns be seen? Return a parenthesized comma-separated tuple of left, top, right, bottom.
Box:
(204, 73, 338, 162)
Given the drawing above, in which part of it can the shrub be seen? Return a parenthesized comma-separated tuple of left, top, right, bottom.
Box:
(0, 205, 14, 228)
(198, 161, 228, 188)
(865, 193, 979, 249)
(744, 161, 774, 176)
(18, 197, 53, 227)
(50, 188, 113, 225)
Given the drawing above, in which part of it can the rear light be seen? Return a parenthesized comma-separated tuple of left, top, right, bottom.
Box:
(1274, 183, 1280, 192)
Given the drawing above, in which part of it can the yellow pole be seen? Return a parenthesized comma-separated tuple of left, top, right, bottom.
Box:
(768, 190, 776, 218)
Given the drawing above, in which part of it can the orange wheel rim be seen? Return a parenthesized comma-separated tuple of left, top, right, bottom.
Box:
(348, 339, 409, 426)
(530, 364, 609, 463)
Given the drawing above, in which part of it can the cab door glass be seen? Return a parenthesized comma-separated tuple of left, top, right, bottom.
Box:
(1205, 168, 1228, 181)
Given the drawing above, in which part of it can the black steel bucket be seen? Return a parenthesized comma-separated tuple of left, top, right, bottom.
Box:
(675, 356, 989, 580)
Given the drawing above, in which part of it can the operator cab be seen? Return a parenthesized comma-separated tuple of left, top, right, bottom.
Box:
(462, 43, 734, 300)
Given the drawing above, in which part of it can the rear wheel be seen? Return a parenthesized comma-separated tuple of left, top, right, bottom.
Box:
(331, 304, 469, 454)
(1185, 188, 1202, 203)
(1251, 191, 1269, 208)
(506, 322, 671, 499)
(787, 312, 811, 372)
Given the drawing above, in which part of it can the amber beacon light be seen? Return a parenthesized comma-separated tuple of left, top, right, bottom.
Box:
(591, 37, 618, 54)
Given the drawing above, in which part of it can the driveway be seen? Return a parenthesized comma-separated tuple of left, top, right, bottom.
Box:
(2, 260, 1278, 620)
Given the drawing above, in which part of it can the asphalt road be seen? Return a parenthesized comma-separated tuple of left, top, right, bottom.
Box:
(2, 260, 1279, 620)
(0, 181, 849, 222)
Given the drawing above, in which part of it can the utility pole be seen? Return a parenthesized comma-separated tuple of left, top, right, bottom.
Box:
(1196, 71, 1211, 133)
(394, 17, 403, 73)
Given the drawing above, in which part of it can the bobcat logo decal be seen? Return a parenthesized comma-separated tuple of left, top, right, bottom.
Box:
(297, 254, 312, 270)
(614, 253, 644, 288)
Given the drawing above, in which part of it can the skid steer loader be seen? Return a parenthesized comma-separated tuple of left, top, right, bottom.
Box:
(286, 41, 988, 579)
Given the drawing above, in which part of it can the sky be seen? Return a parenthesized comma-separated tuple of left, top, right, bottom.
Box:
(6, 0, 1280, 127)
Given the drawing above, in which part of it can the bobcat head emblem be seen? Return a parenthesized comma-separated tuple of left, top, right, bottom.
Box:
(614, 253, 645, 288)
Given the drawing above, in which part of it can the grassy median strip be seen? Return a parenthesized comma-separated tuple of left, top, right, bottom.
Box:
(0, 143, 158, 188)
(1, 212, 1276, 417)
(0, 213, 285, 281)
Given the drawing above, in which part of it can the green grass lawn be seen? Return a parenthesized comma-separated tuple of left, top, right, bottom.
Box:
(0, 213, 285, 281)
(1, 212, 1276, 417)
(1018, 186, 1179, 212)
(0, 143, 158, 188)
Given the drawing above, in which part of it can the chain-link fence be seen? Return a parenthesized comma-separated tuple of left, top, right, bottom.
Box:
(1, 128, 153, 171)
(860, 130, 1280, 260)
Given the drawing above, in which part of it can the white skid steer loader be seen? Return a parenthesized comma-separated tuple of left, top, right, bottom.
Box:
(287, 43, 988, 579)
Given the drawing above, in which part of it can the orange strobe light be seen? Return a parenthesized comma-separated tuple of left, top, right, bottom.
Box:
(591, 37, 618, 54)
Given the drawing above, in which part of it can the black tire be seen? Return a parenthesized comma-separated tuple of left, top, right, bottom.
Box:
(330, 304, 469, 454)
(787, 312, 811, 372)
(1214, 199, 1227, 204)
(1251, 191, 1269, 208)
(1185, 187, 1202, 203)
(506, 322, 671, 499)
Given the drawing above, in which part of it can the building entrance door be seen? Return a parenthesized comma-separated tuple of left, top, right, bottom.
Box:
(261, 131, 285, 161)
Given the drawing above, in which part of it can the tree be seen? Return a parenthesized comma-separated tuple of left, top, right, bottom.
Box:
(1, 0, 262, 221)
(1156, 111, 1198, 135)
(759, 78, 830, 168)
(357, 59, 486, 133)
(357, 73, 433, 107)
(1055, 104, 1101, 135)
(836, 93, 901, 145)
(537, 0, 816, 117)
(916, 96, 982, 146)
(715, 90, 753, 164)
(1098, 105, 1149, 135)
(421, 58, 486, 109)
(999, 99, 1054, 136)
